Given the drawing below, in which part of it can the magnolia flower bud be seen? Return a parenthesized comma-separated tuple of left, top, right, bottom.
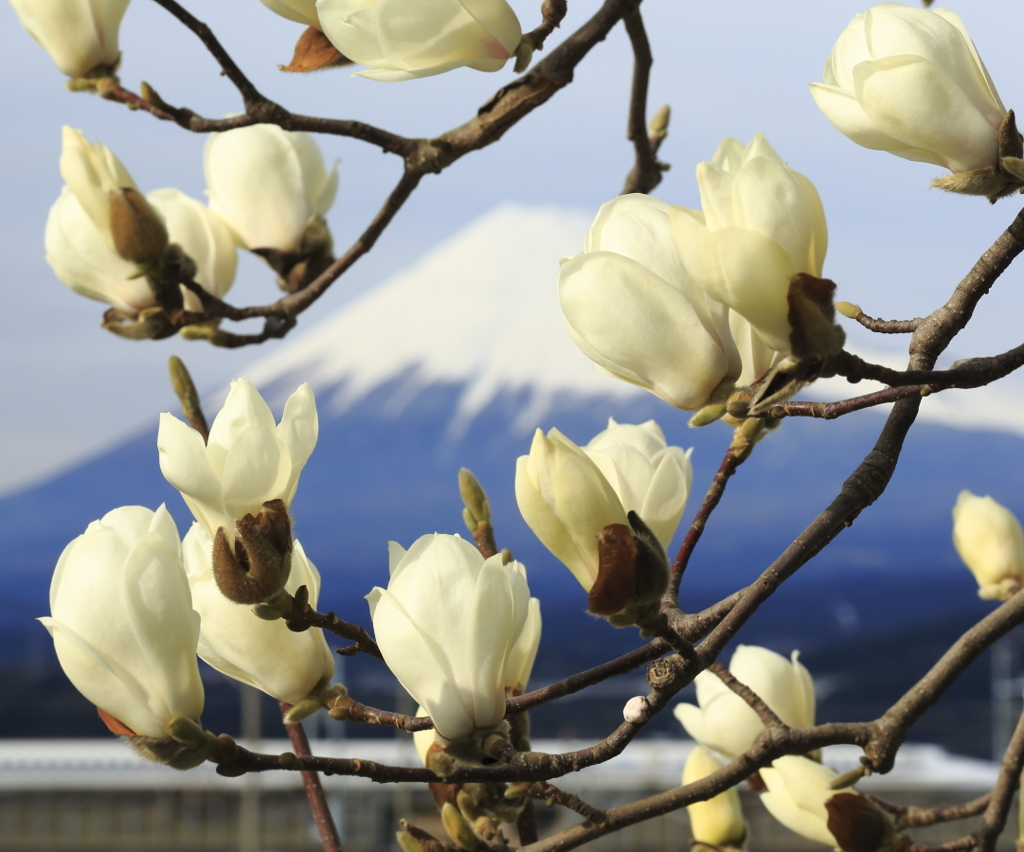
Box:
(258, 0, 319, 27)
(761, 756, 893, 852)
(366, 534, 535, 742)
(670, 134, 828, 353)
(45, 185, 236, 316)
(9, 0, 130, 79)
(683, 747, 746, 851)
(674, 645, 815, 760)
(204, 125, 338, 255)
(158, 379, 318, 546)
(182, 524, 334, 704)
(811, 4, 1016, 199)
(952, 491, 1024, 601)
(39, 505, 205, 740)
(316, 0, 523, 82)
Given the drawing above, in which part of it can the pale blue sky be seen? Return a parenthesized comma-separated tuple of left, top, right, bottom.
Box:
(2, 0, 1023, 494)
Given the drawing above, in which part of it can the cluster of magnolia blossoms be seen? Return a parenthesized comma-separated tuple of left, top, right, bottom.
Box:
(559, 134, 842, 424)
(516, 418, 692, 628)
(43, 380, 338, 761)
(44, 124, 338, 339)
(675, 646, 897, 851)
(812, 3, 1024, 202)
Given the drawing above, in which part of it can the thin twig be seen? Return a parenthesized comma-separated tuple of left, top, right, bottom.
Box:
(875, 793, 990, 831)
(526, 782, 606, 824)
(281, 702, 344, 852)
(768, 385, 932, 421)
(526, 0, 569, 51)
(281, 600, 383, 662)
(852, 312, 922, 334)
(621, 9, 662, 195)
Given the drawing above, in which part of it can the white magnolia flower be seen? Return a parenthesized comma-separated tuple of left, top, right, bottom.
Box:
(183, 524, 334, 703)
(516, 421, 691, 591)
(367, 534, 534, 741)
(316, 0, 522, 82)
(810, 4, 1006, 175)
(583, 418, 693, 550)
(39, 505, 204, 739)
(515, 427, 630, 592)
(558, 193, 783, 410)
(45, 186, 237, 314)
(9, 0, 130, 79)
(158, 379, 318, 543)
(683, 746, 746, 851)
(204, 125, 338, 253)
(671, 134, 828, 353)
(952, 491, 1024, 601)
(761, 756, 846, 848)
(258, 0, 319, 28)
(674, 645, 815, 760)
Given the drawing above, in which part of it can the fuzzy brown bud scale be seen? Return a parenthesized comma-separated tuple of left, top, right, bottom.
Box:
(211, 499, 293, 604)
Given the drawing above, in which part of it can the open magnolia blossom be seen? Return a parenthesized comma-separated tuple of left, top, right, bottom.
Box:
(183, 524, 334, 704)
(516, 420, 691, 594)
(367, 534, 534, 742)
(258, 0, 320, 28)
(46, 185, 238, 315)
(810, 4, 1008, 179)
(558, 191, 787, 413)
(761, 756, 894, 852)
(40, 505, 204, 739)
(670, 134, 828, 353)
(316, 0, 522, 82)
(9, 0, 130, 79)
(204, 125, 338, 254)
(158, 379, 318, 544)
(952, 491, 1024, 600)
(683, 746, 746, 852)
(674, 645, 815, 761)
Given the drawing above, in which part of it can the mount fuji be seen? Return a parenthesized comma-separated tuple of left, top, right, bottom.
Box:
(3, 205, 1023, 749)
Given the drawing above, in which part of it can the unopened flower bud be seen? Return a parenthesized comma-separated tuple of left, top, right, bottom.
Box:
(441, 802, 481, 851)
(108, 187, 169, 265)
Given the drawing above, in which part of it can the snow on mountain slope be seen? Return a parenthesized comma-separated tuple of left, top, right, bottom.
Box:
(243, 204, 643, 436)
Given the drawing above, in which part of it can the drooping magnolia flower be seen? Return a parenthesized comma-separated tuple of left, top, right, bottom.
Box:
(182, 524, 334, 703)
(683, 747, 746, 852)
(204, 125, 338, 254)
(316, 0, 522, 82)
(810, 4, 1008, 179)
(9, 0, 131, 79)
(39, 505, 204, 739)
(674, 645, 815, 761)
(46, 185, 238, 315)
(761, 756, 893, 852)
(671, 134, 828, 353)
(158, 379, 318, 544)
(516, 421, 691, 593)
(952, 491, 1024, 601)
(558, 193, 786, 412)
(258, 0, 319, 27)
(367, 534, 534, 741)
